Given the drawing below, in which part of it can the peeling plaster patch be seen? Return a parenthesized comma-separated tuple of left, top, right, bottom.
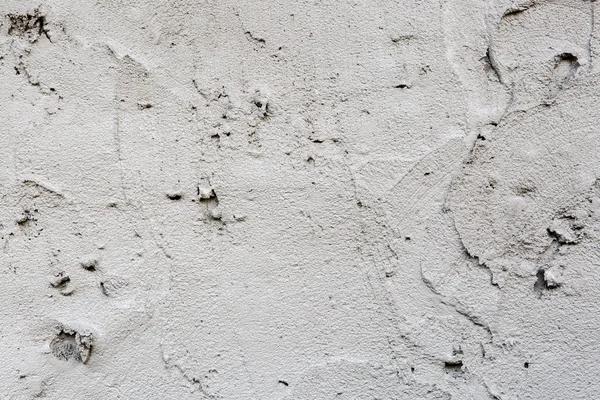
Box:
(79, 255, 98, 271)
(6, 9, 50, 42)
(50, 328, 93, 364)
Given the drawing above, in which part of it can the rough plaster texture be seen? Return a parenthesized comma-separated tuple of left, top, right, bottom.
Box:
(0, 0, 599, 399)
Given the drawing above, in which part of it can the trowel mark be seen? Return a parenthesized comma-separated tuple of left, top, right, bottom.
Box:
(22, 177, 65, 198)
(501, 1, 534, 19)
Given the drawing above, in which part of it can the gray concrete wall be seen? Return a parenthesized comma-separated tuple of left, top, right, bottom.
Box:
(1, 1, 598, 399)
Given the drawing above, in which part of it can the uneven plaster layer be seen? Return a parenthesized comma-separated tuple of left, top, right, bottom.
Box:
(0, 0, 598, 399)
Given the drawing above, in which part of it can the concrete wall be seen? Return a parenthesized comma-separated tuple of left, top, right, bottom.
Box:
(1, 1, 599, 398)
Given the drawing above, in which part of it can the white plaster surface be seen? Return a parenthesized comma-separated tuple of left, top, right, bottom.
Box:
(0, 1, 599, 399)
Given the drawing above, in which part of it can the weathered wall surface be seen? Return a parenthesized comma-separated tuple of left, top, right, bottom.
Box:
(1, 1, 599, 399)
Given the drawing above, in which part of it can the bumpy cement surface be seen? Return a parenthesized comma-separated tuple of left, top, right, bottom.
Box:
(1, 1, 598, 399)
